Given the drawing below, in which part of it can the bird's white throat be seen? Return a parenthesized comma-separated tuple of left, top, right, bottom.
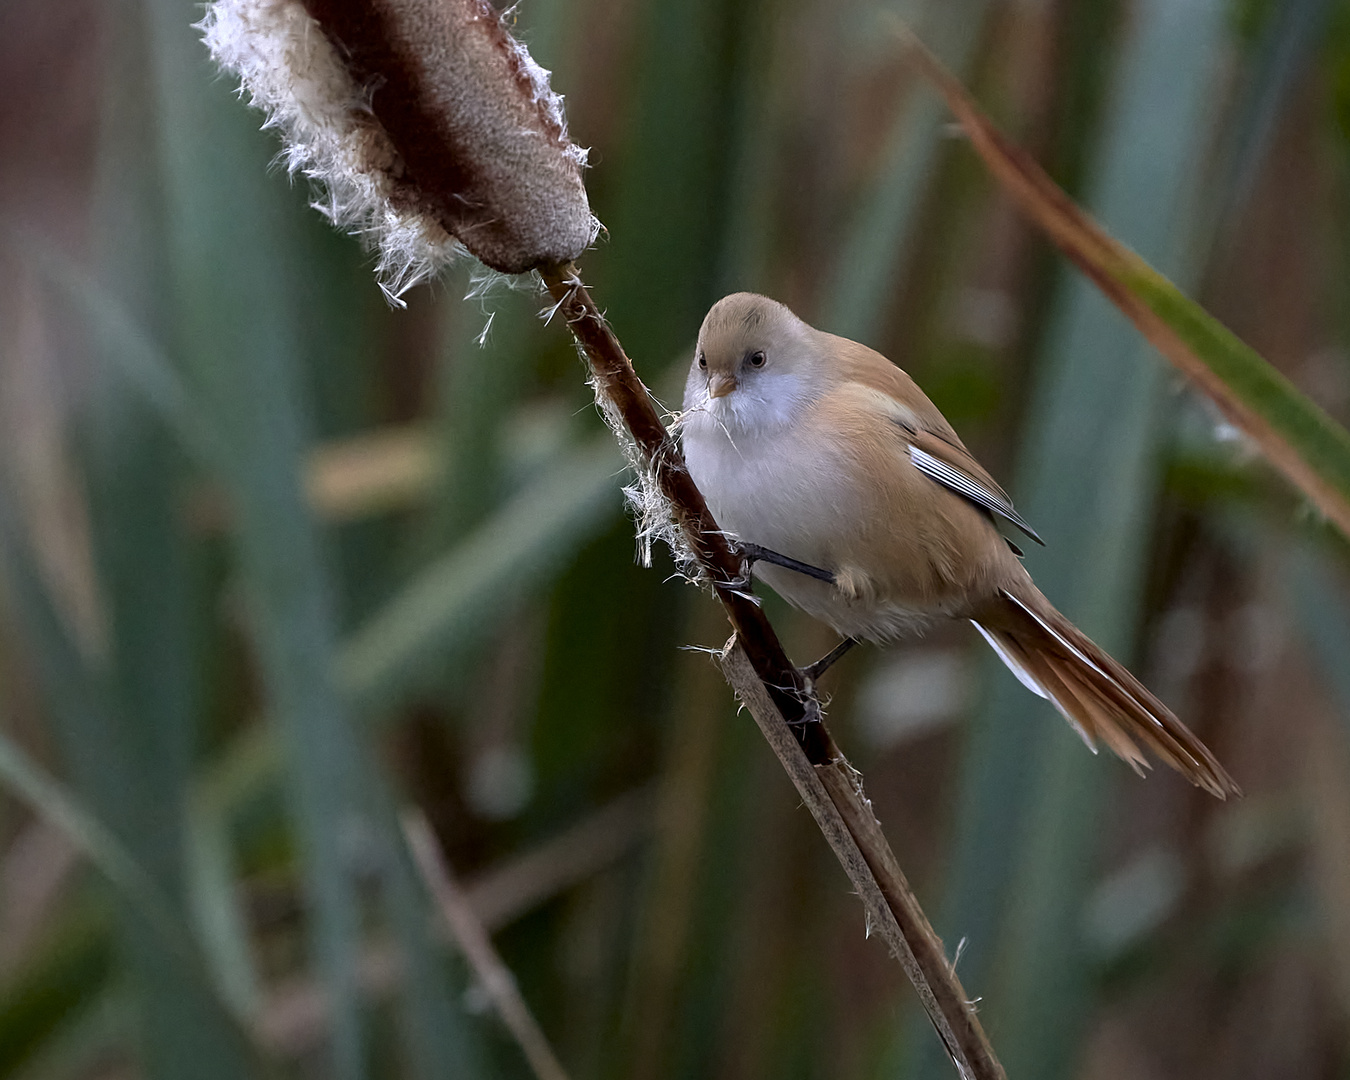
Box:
(681, 370, 818, 440)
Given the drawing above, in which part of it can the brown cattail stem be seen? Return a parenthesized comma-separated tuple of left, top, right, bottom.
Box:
(538, 261, 1004, 1080)
(722, 643, 1003, 1080)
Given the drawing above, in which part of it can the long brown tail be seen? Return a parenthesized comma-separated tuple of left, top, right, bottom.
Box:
(972, 586, 1240, 799)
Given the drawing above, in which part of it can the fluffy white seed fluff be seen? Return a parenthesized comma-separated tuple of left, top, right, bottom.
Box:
(595, 377, 702, 580)
(200, 0, 461, 302)
(507, 27, 589, 170)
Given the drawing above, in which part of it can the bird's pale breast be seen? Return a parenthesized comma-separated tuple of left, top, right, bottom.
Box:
(682, 391, 1015, 642)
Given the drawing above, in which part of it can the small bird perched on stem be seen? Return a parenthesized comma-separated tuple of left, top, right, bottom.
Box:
(680, 292, 1239, 799)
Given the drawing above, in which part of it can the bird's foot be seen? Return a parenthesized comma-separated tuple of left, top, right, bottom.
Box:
(788, 693, 826, 729)
(738, 542, 836, 585)
(801, 637, 858, 685)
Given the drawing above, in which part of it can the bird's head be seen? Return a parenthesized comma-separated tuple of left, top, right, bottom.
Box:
(683, 293, 825, 433)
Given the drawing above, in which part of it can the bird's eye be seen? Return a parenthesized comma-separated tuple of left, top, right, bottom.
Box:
(748, 351, 766, 368)
(698, 353, 707, 369)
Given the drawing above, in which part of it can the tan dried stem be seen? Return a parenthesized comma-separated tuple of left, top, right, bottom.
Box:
(538, 262, 1004, 1080)
(403, 811, 572, 1080)
(720, 643, 1001, 1080)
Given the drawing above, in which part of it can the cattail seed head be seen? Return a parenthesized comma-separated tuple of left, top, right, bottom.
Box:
(201, 0, 599, 299)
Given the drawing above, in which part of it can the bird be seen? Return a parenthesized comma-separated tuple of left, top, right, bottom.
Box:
(679, 292, 1239, 798)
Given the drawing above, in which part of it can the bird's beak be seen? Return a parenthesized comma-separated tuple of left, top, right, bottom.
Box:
(709, 373, 738, 399)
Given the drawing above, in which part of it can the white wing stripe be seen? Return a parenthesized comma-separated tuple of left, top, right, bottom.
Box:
(908, 445, 1043, 544)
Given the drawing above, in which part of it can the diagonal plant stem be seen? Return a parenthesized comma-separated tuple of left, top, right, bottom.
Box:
(538, 262, 1004, 1080)
(720, 643, 998, 1080)
(403, 812, 571, 1080)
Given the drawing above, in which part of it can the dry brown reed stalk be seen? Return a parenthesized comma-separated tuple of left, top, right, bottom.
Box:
(404, 812, 572, 1080)
(463, 784, 654, 932)
(721, 644, 1000, 1079)
(202, 1, 1002, 1076)
(254, 795, 651, 1059)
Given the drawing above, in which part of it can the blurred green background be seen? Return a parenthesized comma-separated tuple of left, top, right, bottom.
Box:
(3, 0, 1350, 1077)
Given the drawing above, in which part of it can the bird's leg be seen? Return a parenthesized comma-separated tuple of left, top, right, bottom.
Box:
(738, 542, 836, 585)
(802, 637, 858, 683)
